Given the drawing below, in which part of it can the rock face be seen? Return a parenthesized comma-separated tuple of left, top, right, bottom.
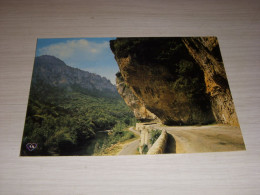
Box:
(110, 37, 238, 126)
(110, 38, 215, 125)
(182, 37, 239, 126)
(116, 72, 158, 121)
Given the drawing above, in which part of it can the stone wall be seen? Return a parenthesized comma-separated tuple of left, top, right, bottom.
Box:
(147, 130, 168, 155)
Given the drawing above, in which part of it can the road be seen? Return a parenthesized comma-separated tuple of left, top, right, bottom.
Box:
(146, 124, 246, 154)
(118, 127, 140, 155)
(117, 124, 245, 155)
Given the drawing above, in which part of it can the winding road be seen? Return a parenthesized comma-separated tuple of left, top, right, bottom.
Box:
(118, 127, 140, 155)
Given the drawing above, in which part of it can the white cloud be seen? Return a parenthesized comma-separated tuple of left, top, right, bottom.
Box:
(38, 39, 109, 61)
(37, 38, 118, 84)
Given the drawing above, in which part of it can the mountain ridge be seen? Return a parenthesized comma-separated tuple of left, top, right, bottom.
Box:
(32, 55, 117, 96)
(21, 56, 135, 156)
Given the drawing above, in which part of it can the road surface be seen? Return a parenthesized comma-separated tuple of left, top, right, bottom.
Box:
(144, 124, 245, 154)
(118, 127, 140, 155)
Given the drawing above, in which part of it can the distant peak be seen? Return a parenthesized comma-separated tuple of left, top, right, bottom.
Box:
(36, 55, 64, 61)
(33, 55, 117, 94)
(37, 54, 57, 58)
(35, 55, 68, 67)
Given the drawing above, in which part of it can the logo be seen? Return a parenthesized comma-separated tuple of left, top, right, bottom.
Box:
(26, 143, 37, 151)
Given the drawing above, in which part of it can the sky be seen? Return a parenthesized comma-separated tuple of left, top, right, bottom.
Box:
(35, 37, 119, 84)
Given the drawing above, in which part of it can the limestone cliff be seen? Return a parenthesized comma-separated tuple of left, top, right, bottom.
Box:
(110, 38, 215, 125)
(116, 72, 158, 122)
(110, 37, 238, 126)
(182, 37, 239, 126)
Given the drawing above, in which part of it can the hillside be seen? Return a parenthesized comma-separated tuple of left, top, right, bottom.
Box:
(21, 55, 135, 156)
(31, 55, 118, 98)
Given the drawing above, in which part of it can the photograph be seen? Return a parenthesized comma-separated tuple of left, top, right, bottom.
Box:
(20, 37, 246, 156)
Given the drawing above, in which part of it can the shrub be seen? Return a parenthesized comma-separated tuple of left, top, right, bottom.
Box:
(150, 129, 162, 145)
(93, 122, 135, 155)
(142, 144, 149, 154)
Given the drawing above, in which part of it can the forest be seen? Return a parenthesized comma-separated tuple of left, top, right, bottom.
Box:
(20, 56, 136, 156)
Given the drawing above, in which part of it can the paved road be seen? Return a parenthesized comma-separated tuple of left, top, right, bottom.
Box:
(118, 127, 140, 155)
(118, 139, 140, 155)
(128, 127, 140, 135)
(147, 124, 245, 154)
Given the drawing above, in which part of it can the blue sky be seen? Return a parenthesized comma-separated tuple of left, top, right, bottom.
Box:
(36, 37, 119, 84)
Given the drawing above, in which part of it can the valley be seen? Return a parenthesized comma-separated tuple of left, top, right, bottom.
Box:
(21, 55, 136, 156)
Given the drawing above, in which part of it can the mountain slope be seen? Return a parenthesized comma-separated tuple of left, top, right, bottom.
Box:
(32, 55, 117, 97)
(21, 55, 135, 156)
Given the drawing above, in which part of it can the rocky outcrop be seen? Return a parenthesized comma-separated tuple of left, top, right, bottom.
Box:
(116, 72, 158, 121)
(110, 38, 215, 125)
(110, 37, 238, 126)
(182, 37, 239, 126)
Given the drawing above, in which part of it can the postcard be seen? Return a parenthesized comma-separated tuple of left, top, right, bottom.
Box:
(20, 37, 245, 156)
